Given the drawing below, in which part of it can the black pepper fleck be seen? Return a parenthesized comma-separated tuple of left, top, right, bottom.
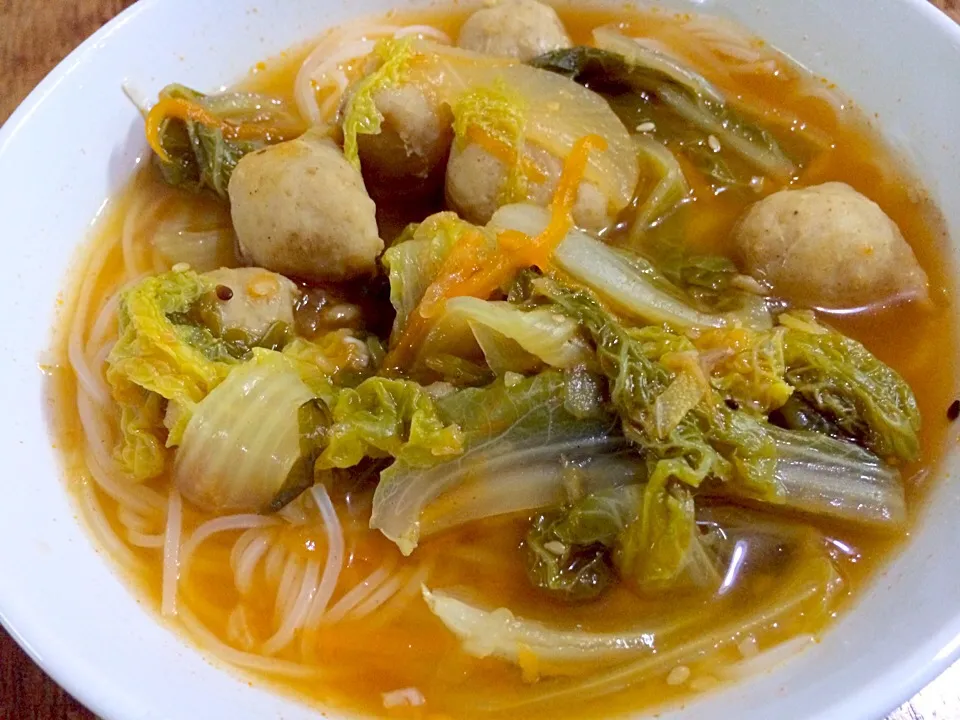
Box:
(216, 285, 234, 301)
(948, 399, 960, 422)
(725, 398, 740, 411)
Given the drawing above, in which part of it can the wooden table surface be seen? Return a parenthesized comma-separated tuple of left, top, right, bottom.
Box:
(2, 0, 960, 717)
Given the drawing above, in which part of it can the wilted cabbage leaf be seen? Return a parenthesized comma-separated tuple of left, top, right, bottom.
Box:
(693, 325, 794, 414)
(173, 349, 321, 512)
(528, 481, 720, 598)
(383, 212, 591, 378)
(147, 84, 303, 197)
(421, 584, 691, 674)
(382, 212, 495, 337)
(319, 377, 464, 470)
(423, 297, 592, 376)
(106, 269, 237, 479)
(106, 270, 367, 481)
(525, 485, 643, 600)
(370, 370, 618, 554)
(614, 479, 720, 593)
(533, 275, 780, 499)
(628, 134, 691, 235)
(782, 326, 921, 462)
(526, 514, 616, 601)
(490, 204, 772, 331)
(529, 35, 798, 184)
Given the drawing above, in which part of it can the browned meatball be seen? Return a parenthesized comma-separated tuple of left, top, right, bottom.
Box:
(356, 85, 454, 191)
(733, 182, 929, 308)
(228, 133, 383, 282)
(458, 0, 572, 60)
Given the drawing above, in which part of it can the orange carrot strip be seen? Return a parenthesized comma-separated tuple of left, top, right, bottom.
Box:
(383, 228, 490, 369)
(465, 125, 548, 184)
(515, 133, 607, 270)
(145, 96, 292, 163)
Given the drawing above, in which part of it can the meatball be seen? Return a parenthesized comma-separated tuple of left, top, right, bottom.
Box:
(228, 133, 383, 282)
(203, 267, 298, 337)
(356, 85, 454, 192)
(445, 141, 611, 231)
(457, 0, 572, 61)
(733, 182, 929, 308)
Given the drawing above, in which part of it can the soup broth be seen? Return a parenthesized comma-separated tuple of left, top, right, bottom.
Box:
(49, 4, 958, 719)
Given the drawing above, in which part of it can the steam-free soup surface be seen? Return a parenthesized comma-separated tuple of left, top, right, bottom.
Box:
(50, 3, 957, 719)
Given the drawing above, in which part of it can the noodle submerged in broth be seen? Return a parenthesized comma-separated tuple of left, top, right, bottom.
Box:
(48, 3, 957, 718)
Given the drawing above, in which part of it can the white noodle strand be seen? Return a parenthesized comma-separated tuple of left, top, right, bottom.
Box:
(161, 488, 183, 617)
(304, 486, 345, 628)
(323, 559, 398, 625)
(263, 559, 321, 655)
(178, 604, 322, 679)
(234, 534, 274, 596)
(181, 515, 281, 572)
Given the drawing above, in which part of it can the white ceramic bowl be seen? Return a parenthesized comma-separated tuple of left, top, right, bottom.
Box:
(1, 1, 958, 718)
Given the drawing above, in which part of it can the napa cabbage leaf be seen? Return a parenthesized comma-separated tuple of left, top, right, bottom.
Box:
(781, 326, 921, 462)
(527, 481, 721, 599)
(628, 134, 691, 235)
(381, 212, 495, 337)
(525, 514, 616, 601)
(421, 297, 593, 376)
(614, 478, 720, 593)
(525, 485, 641, 600)
(693, 325, 794, 414)
(452, 80, 531, 203)
(105, 269, 379, 481)
(491, 204, 771, 331)
(318, 377, 464, 470)
(370, 370, 617, 554)
(532, 275, 780, 499)
(106, 269, 237, 479)
(383, 212, 591, 377)
(421, 584, 688, 674)
(172, 349, 321, 512)
(147, 84, 303, 197)
(426, 508, 842, 683)
(529, 35, 799, 186)
(341, 38, 418, 171)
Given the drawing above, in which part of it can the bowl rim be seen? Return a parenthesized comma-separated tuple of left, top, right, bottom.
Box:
(1, 0, 960, 718)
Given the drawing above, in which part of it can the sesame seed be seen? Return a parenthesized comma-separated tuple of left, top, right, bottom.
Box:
(543, 541, 566, 556)
(636, 121, 656, 133)
(707, 134, 721, 152)
(666, 665, 691, 686)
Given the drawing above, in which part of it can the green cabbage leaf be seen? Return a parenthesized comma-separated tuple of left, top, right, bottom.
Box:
(370, 370, 616, 554)
(150, 84, 302, 197)
(781, 324, 921, 462)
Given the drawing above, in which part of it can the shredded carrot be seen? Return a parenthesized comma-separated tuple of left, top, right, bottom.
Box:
(384, 134, 607, 373)
(512, 133, 607, 271)
(465, 125, 548, 184)
(384, 228, 491, 369)
(145, 96, 293, 163)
